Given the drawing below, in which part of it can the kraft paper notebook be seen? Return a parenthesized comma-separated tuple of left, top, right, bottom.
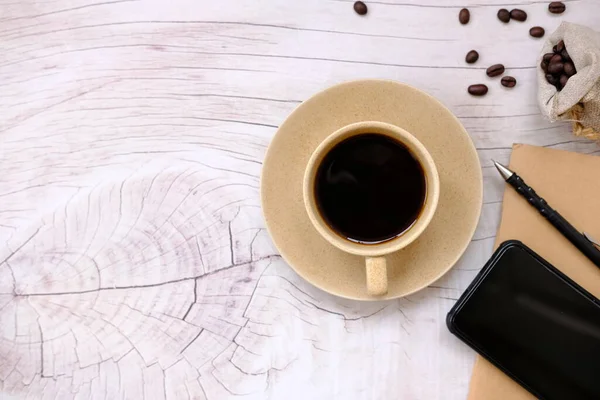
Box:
(467, 144, 600, 399)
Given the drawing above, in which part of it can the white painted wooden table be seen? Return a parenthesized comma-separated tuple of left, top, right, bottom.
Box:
(1, 1, 599, 399)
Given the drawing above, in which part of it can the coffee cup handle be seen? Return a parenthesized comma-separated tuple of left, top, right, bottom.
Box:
(365, 257, 388, 296)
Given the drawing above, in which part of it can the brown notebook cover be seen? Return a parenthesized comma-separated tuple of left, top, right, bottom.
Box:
(467, 144, 600, 399)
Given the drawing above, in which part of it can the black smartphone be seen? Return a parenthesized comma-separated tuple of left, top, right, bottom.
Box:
(447, 240, 600, 400)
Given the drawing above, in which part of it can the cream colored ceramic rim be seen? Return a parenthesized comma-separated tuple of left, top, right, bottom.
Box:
(302, 121, 440, 257)
(261, 79, 483, 300)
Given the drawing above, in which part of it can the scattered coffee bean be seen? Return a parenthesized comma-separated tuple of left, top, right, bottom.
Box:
(564, 61, 576, 77)
(465, 50, 479, 64)
(497, 9, 510, 23)
(353, 1, 368, 15)
(468, 84, 488, 96)
(529, 26, 545, 38)
(501, 76, 517, 88)
(510, 9, 527, 22)
(555, 40, 565, 53)
(548, 61, 564, 75)
(550, 54, 563, 64)
(549, 2, 566, 14)
(486, 64, 505, 77)
(543, 53, 555, 63)
(459, 8, 470, 24)
(541, 60, 549, 72)
(559, 74, 569, 88)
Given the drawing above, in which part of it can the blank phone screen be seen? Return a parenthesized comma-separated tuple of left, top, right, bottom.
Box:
(451, 244, 600, 400)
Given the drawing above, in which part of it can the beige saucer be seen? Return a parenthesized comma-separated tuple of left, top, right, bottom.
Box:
(261, 80, 482, 300)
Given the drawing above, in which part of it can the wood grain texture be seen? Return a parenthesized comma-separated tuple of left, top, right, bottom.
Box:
(0, 0, 598, 399)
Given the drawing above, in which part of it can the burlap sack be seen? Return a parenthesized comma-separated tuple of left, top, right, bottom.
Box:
(538, 22, 600, 139)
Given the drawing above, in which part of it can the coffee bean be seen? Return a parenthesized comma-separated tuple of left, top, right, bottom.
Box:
(497, 9, 510, 23)
(546, 74, 557, 86)
(465, 50, 479, 64)
(486, 64, 505, 77)
(541, 60, 549, 73)
(549, 2, 566, 14)
(559, 74, 569, 88)
(546, 74, 561, 91)
(501, 76, 517, 88)
(529, 26, 545, 38)
(550, 54, 563, 64)
(560, 49, 571, 62)
(564, 61, 576, 77)
(555, 40, 565, 53)
(510, 9, 527, 22)
(468, 84, 488, 96)
(548, 62, 564, 75)
(543, 53, 555, 63)
(353, 1, 368, 15)
(459, 8, 470, 24)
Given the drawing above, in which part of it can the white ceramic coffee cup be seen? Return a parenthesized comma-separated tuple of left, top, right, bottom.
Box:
(303, 121, 440, 296)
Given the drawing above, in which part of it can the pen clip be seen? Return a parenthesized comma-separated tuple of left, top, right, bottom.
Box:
(583, 232, 600, 250)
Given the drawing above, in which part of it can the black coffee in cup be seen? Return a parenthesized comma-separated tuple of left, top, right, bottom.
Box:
(314, 134, 426, 244)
